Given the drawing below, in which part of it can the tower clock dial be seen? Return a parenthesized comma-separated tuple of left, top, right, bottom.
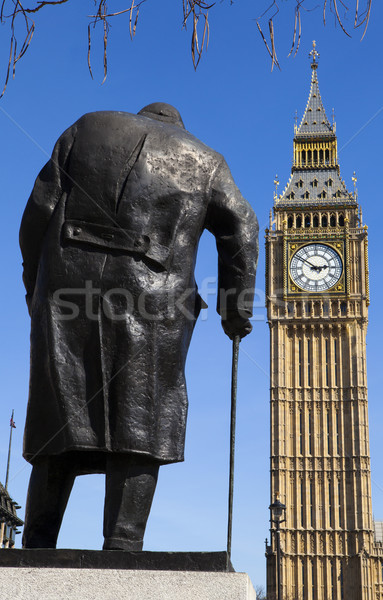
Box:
(289, 243, 343, 292)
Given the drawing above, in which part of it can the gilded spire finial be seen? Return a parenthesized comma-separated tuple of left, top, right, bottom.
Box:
(309, 40, 319, 69)
(274, 175, 279, 199)
(352, 171, 358, 199)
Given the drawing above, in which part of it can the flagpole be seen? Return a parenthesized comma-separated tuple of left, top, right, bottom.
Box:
(5, 410, 15, 491)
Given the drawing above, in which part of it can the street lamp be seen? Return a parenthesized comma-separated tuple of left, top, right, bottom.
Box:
(269, 494, 286, 600)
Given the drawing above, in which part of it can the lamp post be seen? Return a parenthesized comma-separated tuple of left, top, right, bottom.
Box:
(269, 494, 286, 600)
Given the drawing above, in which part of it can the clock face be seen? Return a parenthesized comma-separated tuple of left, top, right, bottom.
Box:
(290, 243, 343, 292)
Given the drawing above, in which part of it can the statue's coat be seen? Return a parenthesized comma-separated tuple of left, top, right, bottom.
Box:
(20, 110, 258, 468)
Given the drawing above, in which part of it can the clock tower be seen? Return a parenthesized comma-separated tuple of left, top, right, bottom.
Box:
(265, 43, 383, 600)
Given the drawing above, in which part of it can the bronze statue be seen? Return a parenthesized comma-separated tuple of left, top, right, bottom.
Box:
(20, 103, 258, 550)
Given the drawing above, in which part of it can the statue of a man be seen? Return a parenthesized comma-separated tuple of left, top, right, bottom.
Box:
(20, 103, 258, 550)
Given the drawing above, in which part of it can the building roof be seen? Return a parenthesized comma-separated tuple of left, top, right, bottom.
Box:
(276, 168, 355, 209)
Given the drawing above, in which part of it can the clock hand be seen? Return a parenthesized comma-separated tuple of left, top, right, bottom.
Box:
(300, 257, 321, 271)
(300, 257, 316, 268)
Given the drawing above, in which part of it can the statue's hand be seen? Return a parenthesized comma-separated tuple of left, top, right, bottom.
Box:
(221, 315, 252, 340)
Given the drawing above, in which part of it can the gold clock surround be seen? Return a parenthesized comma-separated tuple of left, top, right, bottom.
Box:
(286, 239, 346, 296)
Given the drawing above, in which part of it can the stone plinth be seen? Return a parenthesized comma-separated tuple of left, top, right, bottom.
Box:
(0, 550, 257, 599)
(0, 568, 257, 600)
(0, 549, 234, 571)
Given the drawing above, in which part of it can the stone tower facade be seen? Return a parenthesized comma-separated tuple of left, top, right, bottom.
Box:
(265, 43, 383, 600)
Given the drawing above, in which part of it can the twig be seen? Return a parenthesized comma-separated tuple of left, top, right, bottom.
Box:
(0, 0, 374, 97)
(288, 1, 302, 58)
(331, 0, 351, 36)
(102, 1, 107, 84)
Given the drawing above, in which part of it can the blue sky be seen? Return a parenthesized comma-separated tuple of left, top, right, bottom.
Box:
(0, 0, 382, 589)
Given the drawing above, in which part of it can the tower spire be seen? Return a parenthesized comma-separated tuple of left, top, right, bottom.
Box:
(295, 41, 332, 138)
(276, 42, 354, 207)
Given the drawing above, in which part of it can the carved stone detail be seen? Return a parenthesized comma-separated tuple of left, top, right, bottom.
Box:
(310, 533, 315, 553)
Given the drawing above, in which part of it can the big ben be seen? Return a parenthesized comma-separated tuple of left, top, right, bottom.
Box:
(265, 43, 383, 600)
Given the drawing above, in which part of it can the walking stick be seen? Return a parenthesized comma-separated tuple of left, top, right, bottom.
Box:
(227, 334, 240, 569)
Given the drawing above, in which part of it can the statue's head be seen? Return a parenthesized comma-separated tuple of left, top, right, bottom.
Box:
(138, 103, 185, 129)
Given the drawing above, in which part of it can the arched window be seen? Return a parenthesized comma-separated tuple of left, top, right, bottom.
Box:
(322, 215, 328, 227)
(304, 191, 310, 199)
(296, 216, 302, 228)
(319, 149, 324, 164)
(312, 179, 318, 188)
(288, 216, 294, 228)
(313, 149, 318, 164)
(328, 178, 333, 187)
(297, 179, 303, 188)
(339, 214, 345, 226)
(305, 215, 311, 228)
(330, 214, 336, 227)
(290, 192, 295, 199)
(302, 150, 306, 164)
(325, 149, 330, 164)
(313, 215, 319, 228)
(308, 150, 312, 164)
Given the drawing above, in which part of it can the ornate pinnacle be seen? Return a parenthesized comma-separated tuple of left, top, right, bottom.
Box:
(274, 175, 279, 199)
(352, 171, 358, 199)
(309, 40, 319, 69)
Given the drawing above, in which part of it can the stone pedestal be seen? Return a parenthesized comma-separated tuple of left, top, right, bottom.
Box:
(0, 550, 257, 600)
(0, 568, 257, 600)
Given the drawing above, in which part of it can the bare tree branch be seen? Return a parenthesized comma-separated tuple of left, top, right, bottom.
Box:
(325, 0, 352, 36)
(257, 0, 371, 69)
(354, 0, 372, 39)
(256, 1, 281, 71)
(0, 0, 374, 97)
(288, 1, 303, 58)
(182, 1, 213, 70)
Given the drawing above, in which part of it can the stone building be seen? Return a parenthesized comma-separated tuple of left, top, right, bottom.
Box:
(0, 481, 23, 548)
(265, 42, 383, 600)
(374, 523, 383, 545)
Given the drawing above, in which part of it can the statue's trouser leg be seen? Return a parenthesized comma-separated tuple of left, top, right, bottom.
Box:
(103, 455, 159, 551)
(22, 456, 76, 548)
